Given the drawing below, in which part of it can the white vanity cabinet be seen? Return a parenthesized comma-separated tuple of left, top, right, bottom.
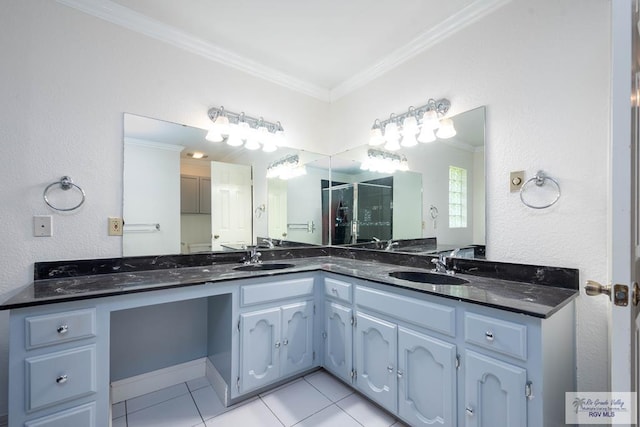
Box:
(237, 276, 317, 394)
(8, 303, 104, 427)
(322, 277, 353, 384)
(353, 285, 458, 426)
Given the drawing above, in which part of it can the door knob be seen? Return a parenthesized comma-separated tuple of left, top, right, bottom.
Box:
(585, 280, 611, 299)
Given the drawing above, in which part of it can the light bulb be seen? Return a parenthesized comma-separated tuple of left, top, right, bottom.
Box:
(244, 139, 260, 150)
(436, 118, 457, 139)
(369, 127, 384, 146)
(421, 109, 440, 130)
(417, 128, 436, 143)
(205, 126, 223, 142)
(401, 134, 418, 147)
(384, 137, 401, 151)
(213, 114, 230, 136)
(384, 122, 399, 140)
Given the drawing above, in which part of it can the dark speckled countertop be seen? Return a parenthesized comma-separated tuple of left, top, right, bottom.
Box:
(0, 248, 579, 318)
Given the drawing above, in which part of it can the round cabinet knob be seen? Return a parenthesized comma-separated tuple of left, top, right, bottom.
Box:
(387, 365, 394, 373)
(397, 369, 404, 379)
(332, 288, 338, 294)
(57, 325, 68, 335)
(466, 407, 474, 417)
(283, 338, 289, 346)
(485, 331, 494, 341)
(275, 341, 281, 348)
(56, 375, 68, 384)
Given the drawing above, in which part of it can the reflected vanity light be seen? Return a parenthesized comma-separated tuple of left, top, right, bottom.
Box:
(360, 149, 409, 174)
(207, 106, 285, 151)
(267, 154, 307, 180)
(369, 98, 456, 147)
(186, 152, 208, 159)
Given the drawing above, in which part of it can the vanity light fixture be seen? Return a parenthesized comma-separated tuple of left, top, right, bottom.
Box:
(360, 149, 409, 174)
(369, 98, 456, 147)
(266, 154, 307, 180)
(207, 106, 285, 151)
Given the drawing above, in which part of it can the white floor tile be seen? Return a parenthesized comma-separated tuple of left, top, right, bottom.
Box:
(112, 416, 127, 427)
(261, 379, 332, 426)
(337, 394, 395, 427)
(293, 404, 362, 427)
(204, 399, 283, 427)
(127, 383, 190, 414)
(304, 370, 353, 402)
(187, 377, 211, 392)
(112, 401, 126, 419)
(127, 394, 202, 427)
(192, 386, 226, 421)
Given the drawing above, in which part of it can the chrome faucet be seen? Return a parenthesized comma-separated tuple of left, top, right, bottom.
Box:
(431, 254, 452, 274)
(261, 238, 275, 249)
(244, 246, 262, 264)
(385, 240, 399, 251)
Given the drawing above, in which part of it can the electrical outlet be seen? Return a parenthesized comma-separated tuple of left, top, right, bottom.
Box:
(108, 217, 123, 236)
(34, 215, 52, 237)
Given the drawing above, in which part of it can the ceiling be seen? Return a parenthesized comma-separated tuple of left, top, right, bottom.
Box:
(59, 0, 509, 101)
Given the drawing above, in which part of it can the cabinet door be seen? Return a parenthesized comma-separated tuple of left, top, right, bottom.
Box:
(180, 175, 199, 214)
(281, 301, 314, 377)
(239, 308, 281, 393)
(324, 302, 352, 383)
(355, 311, 397, 413)
(398, 327, 457, 427)
(199, 177, 211, 214)
(465, 350, 527, 427)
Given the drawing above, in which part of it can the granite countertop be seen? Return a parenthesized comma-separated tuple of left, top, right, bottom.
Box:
(0, 251, 579, 318)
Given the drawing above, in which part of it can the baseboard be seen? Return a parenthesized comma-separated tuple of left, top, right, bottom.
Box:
(206, 357, 229, 406)
(110, 358, 207, 403)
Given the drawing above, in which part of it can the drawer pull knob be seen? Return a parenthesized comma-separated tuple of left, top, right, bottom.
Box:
(56, 375, 68, 384)
(275, 341, 281, 348)
(397, 369, 404, 379)
(283, 338, 289, 346)
(387, 365, 394, 373)
(466, 407, 474, 416)
(332, 288, 338, 294)
(485, 331, 494, 341)
(57, 325, 69, 335)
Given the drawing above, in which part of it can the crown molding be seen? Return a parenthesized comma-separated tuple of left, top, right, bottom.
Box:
(330, 0, 512, 101)
(56, 0, 331, 102)
(124, 137, 185, 152)
(57, 0, 509, 103)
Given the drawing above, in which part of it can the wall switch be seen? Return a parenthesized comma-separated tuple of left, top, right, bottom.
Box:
(510, 170, 525, 192)
(34, 215, 52, 237)
(108, 217, 124, 236)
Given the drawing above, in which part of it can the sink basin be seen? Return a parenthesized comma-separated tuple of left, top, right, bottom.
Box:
(233, 263, 295, 272)
(389, 271, 469, 285)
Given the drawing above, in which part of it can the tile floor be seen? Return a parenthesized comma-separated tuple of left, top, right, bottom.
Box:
(112, 369, 407, 427)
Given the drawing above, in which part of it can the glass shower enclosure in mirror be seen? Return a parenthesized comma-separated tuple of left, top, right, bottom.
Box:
(329, 106, 486, 257)
(122, 113, 330, 256)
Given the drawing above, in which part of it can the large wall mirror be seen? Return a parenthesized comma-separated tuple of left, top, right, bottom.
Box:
(123, 114, 329, 256)
(328, 106, 486, 257)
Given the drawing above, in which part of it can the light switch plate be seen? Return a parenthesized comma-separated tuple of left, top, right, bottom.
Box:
(108, 217, 123, 236)
(34, 215, 52, 237)
(510, 171, 525, 192)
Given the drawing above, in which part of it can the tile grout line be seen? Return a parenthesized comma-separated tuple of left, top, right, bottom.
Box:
(258, 395, 286, 426)
(186, 382, 207, 426)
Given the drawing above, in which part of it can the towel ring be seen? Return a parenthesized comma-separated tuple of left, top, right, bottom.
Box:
(43, 176, 86, 212)
(519, 170, 560, 209)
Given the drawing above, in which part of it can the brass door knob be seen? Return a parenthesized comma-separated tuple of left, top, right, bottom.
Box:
(585, 280, 611, 299)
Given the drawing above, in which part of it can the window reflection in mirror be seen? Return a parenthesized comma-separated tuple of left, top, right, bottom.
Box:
(122, 113, 330, 256)
(329, 106, 486, 257)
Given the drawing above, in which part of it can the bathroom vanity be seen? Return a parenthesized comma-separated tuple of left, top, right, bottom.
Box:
(1, 250, 578, 427)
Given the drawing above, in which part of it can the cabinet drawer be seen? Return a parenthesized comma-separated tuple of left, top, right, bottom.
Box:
(25, 402, 95, 427)
(355, 286, 455, 336)
(464, 312, 527, 360)
(324, 278, 352, 303)
(241, 277, 314, 306)
(26, 345, 96, 412)
(26, 308, 96, 350)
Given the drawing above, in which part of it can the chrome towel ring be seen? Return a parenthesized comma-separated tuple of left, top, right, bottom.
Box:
(43, 176, 86, 212)
(519, 170, 560, 209)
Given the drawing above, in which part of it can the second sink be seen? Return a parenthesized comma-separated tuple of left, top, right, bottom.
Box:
(389, 270, 469, 285)
(233, 263, 295, 272)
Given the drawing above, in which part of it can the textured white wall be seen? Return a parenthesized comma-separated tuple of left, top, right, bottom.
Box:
(0, 0, 612, 416)
(329, 0, 611, 391)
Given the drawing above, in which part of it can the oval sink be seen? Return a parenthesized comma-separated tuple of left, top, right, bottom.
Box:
(389, 271, 469, 285)
(233, 263, 295, 272)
